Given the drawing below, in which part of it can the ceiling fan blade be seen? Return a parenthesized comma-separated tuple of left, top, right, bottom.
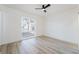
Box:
(42, 5, 45, 9)
(35, 8, 42, 10)
(44, 4, 51, 9)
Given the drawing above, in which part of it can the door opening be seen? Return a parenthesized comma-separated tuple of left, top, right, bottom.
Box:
(21, 16, 36, 39)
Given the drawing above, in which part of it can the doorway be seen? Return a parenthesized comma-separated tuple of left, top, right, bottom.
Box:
(21, 16, 36, 39)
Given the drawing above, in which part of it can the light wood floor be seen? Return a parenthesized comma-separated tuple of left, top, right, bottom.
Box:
(0, 36, 79, 54)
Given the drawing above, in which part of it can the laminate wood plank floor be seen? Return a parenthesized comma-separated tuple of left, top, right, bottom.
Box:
(0, 36, 79, 54)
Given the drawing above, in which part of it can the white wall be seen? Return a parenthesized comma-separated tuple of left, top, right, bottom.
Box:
(0, 5, 44, 45)
(0, 12, 2, 45)
(44, 8, 79, 45)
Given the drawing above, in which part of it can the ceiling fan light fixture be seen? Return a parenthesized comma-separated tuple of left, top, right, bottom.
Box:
(42, 9, 45, 10)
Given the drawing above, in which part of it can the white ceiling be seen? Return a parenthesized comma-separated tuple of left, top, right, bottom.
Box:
(3, 4, 78, 16)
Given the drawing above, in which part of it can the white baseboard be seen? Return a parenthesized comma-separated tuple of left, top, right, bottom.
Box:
(0, 39, 21, 45)
(44, 34, 78, 48)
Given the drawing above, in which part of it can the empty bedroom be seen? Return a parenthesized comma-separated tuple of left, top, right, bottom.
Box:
(0, 4, 79, 54)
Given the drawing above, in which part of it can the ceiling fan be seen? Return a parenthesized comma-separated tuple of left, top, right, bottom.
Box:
(35, 4, 51, 13)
